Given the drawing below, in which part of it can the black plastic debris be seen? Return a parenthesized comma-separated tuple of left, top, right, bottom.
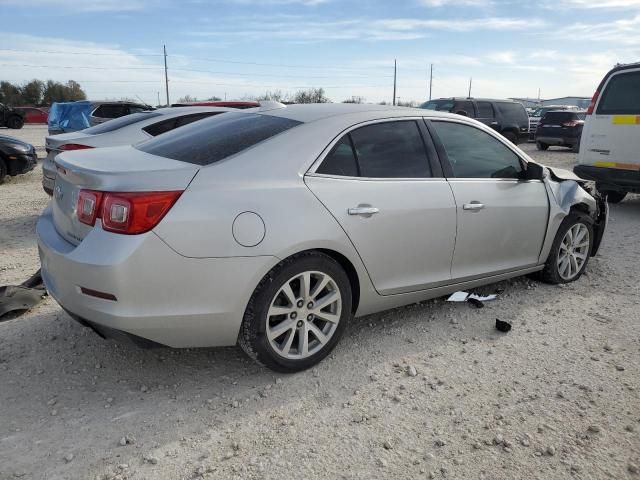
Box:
(467, 297, 485, 308)
(0, 269, 47, 321)
(495, 318, 512, 333)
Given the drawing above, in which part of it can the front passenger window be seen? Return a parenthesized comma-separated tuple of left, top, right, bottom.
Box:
(431, 121, 523, 179)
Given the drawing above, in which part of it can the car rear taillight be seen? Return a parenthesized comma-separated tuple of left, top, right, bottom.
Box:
(59, 143, 94, 151)
(562, 120, 580, 127)
(76, 189, 182, 234)
(586, 90, 599, 115)
(77, 190, 103, 226)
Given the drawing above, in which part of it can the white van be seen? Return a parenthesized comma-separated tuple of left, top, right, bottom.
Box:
(575, 62, 640, 203)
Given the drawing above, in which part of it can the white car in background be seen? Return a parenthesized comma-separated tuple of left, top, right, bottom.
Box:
(42, 106, 232, 195)
(575, 61, 640, 203)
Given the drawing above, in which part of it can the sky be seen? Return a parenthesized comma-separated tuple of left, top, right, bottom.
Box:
(0, 0, 639, 105)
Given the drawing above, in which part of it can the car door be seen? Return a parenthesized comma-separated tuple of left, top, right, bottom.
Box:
(428, 119, 549, 280)
(475, 101, 496, 129)
(305, 119, 457, 295)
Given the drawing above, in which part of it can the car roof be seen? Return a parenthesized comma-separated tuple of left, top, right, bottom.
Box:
(427, 97, 520, 103)
(258, 103, 458, 123)
(152, 106, 235, 116)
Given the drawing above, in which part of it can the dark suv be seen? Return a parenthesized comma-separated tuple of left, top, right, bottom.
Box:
(535, 110, 586, 152)
(420, 97, 529, 144)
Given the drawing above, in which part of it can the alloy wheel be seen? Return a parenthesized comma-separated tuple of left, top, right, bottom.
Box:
(266, 271, 342, 360)
(557, 223, 590, 281)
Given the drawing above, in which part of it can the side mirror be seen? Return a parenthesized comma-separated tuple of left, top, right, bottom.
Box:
(521, 162, 544, 181)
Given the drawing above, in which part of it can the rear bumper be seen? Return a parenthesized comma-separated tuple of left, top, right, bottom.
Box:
(536, 135, 580, 147)
(42, 157, 56, 195)
(574, 165, 640, 193)
(36, 206, 278, 348)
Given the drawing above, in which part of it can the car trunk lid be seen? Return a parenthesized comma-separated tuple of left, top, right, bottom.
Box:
(52, 145, 199, 245)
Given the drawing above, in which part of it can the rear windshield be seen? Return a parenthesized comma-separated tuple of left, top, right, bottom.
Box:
(420, 100, 454, 111)
(597, 70, 640, 115)
(136, 113, 302, 165)
(541, 111, 586, 122)
(82, 112, 161, 134)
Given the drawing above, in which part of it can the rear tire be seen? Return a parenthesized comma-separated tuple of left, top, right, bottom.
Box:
(600, 190, 626, 204)
(238, 252, 352, 372)
(536, 141, 548, 151)
(571, 143, 580, 153)
(0, 157, 6, 184)
(540, 213, 593, 284)
(7, 115, 24, 129)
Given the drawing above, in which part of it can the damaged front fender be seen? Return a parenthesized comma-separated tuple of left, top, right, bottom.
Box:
(540, 166, 608, 262)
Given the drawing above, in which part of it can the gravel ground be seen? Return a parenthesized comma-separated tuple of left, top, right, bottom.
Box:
(1, 125, 639, 480)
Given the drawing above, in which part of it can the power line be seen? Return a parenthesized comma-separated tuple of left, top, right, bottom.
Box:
(0, 48, 163, 57)
(0, 62, 392, 79)
(0, 48, 396, 73)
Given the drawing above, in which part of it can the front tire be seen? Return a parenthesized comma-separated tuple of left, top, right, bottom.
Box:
(600, 190, 626, 204)
(238, 252, 352, 372)
(0, 157, 6, 183)
(7, 115, 24, 129)
(540, 213, 593, 284)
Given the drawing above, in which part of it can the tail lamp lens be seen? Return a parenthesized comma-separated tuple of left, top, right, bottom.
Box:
(59, 143, 95, 151)
(77, 190, 103, 226)
(76, 189, 182, 234)
(586, 90, 599, 115)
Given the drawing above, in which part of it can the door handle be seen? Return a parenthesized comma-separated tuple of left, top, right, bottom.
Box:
(463, 202, 485, 211)
(348, 206, 379, 217)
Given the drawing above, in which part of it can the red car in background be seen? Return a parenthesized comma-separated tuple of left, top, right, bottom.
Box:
(15, 107, 49, 124)
(171, 101, 259, 109)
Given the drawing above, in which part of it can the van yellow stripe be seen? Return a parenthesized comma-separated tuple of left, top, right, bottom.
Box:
(594, 161, 640, 171)
(612, 115, 640, 125)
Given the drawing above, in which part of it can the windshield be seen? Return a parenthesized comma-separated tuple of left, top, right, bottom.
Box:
(420, 100, 455, 111)
(82, 111, 162, 135)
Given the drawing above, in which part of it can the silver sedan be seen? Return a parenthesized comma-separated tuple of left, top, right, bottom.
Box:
(36, 104, 608, 372)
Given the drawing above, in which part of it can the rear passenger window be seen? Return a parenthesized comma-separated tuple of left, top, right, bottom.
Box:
(495, 102, 527, 123)
(476, 102, 494, 118)
(432, 121, 523, 179)
(597, 71, 640, 114)
(143, 118, 177, 136)
(350, 121, 431, 178)
(316, 136, 359, 177)
(317, 121, 431, 178)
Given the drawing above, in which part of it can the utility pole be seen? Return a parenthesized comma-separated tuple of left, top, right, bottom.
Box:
(157, 91, 160, 107)
(163, 44, 170, 106)
(393, 59, 397, 106)
(538, 88, 541, 104)
(429, 63, 433, 101)
(468, 77, 472, 98)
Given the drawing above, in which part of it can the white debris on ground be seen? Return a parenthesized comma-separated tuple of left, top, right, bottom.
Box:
(0, 125, 638, 479)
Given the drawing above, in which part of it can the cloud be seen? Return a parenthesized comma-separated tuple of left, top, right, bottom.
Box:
(562, 0, 640, 8)
(189, 16, 547, 43)
(418, 0, 492, 6)
(562, 14, 640, 46)
(0, 0, 151, 11)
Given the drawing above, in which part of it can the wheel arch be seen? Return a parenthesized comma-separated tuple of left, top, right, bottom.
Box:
(315, 248, 360, 314)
